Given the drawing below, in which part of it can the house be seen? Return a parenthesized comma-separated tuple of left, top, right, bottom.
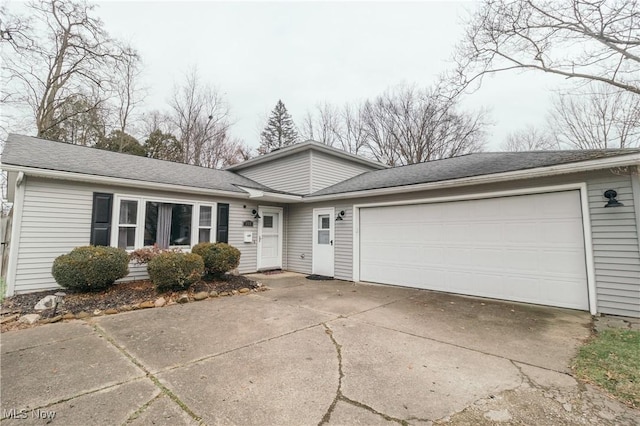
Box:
(2, 134, 639, 318)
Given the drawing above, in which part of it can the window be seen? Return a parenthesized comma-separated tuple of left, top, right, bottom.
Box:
(144, 202, 192, 248)
(317, 214, 330, 244)
(118, 200, 138, 249)
(198, 205, 214, 243)
(263, 215, 274, 228)
(112, 197, 218, 250)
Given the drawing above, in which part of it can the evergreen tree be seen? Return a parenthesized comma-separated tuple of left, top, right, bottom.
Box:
(258, 100, 299, 154)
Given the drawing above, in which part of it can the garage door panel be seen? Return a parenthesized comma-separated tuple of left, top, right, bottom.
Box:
(359, 191, 589, 310)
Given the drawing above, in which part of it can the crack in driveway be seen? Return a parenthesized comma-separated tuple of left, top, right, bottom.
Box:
(318, 323, 408, 426)
(92, 324, 204, 425)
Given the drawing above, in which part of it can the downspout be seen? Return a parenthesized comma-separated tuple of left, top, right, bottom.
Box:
(6, 172, 25, 297)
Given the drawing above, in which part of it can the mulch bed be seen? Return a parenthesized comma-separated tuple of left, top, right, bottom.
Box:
(1, 275, 261, 333)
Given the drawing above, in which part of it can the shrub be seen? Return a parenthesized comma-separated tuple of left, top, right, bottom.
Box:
(147, 252, 204, 291)
(52, 246, 129, 292)
(130, 245, 182, 265)
(191, 242, 241, 278)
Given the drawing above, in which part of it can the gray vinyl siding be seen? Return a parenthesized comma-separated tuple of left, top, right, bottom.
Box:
(310, 151, 375, 193)
(286, 203, 313, 274)
(587, 174, 640, 318)
(236, 149, 378, 195)
(236, 152, 311, 195)
(288, 169, 640, 317)
(11, 177, 271, 294)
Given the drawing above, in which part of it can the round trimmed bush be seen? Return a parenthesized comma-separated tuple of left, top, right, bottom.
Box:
(147, 252, 204, 291)
(191, 242, 241, 278)
(52, 246, 129, 292)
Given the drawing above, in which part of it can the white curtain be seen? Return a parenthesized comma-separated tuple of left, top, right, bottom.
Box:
(157, 204, 173, 248)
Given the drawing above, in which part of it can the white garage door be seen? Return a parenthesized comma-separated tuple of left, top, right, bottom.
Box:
(359, 191, 589, 310)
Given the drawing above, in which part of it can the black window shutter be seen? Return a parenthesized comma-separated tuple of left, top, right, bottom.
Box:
(91, 193, 113, 246)
(216, 203, 229, 244)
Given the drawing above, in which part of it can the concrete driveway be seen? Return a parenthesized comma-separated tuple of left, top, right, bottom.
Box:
(1, 273, 637, 425)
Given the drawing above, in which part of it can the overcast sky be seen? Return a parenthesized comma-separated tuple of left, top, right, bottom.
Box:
(10, 0, 571, 151)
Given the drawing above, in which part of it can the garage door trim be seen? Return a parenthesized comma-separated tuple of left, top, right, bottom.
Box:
(352, 183, 597, 314)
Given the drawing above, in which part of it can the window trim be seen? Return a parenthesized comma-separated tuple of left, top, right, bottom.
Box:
(196, 203, 216, 244)
(111, 194, 217, 251)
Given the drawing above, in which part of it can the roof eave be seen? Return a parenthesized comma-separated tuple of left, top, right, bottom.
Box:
(1, 164, 255, 199)
(304, 153, 640, 202)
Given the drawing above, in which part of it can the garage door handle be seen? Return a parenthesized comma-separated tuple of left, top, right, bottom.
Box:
(330, 240, 333, 246)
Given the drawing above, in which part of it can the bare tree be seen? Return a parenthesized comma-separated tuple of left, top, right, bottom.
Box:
(300, 103, 341, 147)
(361, 84, 487, 166)
(169, 68, 235, 167)
(2, 0, 130, 140)
(550, 84, 640, 149)
(300, 103, 369, 155)
(502, 125, 559, 151)
(455, 0, 640, 95)
(113, 45, 143, 136)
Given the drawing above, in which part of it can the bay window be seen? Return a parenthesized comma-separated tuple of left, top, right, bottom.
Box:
(111, 196, 216, 250)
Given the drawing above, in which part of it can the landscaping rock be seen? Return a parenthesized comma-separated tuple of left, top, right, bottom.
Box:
(18, 314, 41, 324)
(193, 291, 209, 301)
(209, 291, 219, 298)
(62, 313, 75, 320)
(0, 314, 19, 324)
(131, 303, 140, 310)
(34, 295, 58, 311)
(231, 290, 239, 295)
(177, 294, 189, 304)
(239, 288, 250, 294)
(104, 309, 119, 315)
(76, 311, 90, 319)
(140, 301, 155, 309)
(219, 291, 230, 297)
(40, 315, 62, 324)
(167, 301, 177, 306)
(93, 309, 103, 316)
(154, 297, 166, 308)
(120, 305, 133, 312)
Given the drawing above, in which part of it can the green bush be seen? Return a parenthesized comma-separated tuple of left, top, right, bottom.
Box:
(147, 252, 204, 291)
(191, 242, 241, 278)
(52, 246, 129, 292)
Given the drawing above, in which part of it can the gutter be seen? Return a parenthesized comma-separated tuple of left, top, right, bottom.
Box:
(1, 165, 256, 199)
(236, 186, 303, 202)
(304, 153, 640, 202)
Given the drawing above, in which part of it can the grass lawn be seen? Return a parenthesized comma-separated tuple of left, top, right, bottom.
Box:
(572, 329, 640, 408)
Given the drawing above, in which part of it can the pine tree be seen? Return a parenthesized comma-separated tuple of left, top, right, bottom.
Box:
(258, 100, 299, 154)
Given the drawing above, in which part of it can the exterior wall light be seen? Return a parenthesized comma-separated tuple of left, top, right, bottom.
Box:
(251, 209, 261, 219)
(604, 189, 624, 207)
(335, 210, 346, 221)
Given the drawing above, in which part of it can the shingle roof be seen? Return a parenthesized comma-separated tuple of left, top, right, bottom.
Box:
(1, 134, 274, 194)
(308, 149, 640, 197)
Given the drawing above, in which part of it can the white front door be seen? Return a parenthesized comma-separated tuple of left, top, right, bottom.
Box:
(312, 208, 335, 277)
(257, 206, 283, 270)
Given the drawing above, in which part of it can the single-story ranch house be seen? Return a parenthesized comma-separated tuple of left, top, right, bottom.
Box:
(2, 134, 639, 318)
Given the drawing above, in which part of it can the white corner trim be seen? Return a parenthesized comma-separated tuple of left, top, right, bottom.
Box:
(351, 183, 598, 313)
(308, 153, 640, 202)
(6, 173, 26, 297)
(578, 182, 598, 315)
(631, 167, 640, 257)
